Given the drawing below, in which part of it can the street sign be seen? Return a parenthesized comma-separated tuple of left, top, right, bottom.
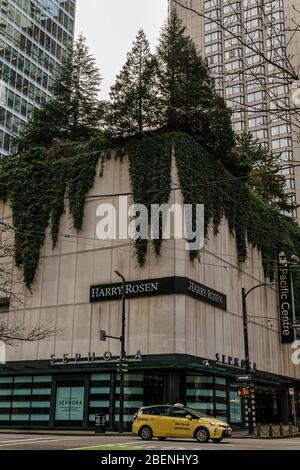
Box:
(236, 375, 251, 382)
(289, 388, 295, 396)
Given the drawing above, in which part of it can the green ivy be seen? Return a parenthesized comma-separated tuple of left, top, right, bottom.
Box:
(128, 134, 173, 265)
(128, 132, 300, 298)
(0, 141, 105, 288)
(1, 131, 300, 309)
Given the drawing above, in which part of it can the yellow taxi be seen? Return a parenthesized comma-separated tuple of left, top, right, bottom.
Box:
(132, 405, 232, 443)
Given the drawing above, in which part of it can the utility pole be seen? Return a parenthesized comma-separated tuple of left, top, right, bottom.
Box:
(100, 271, 127, 434)
(115, 271, 126, 434)
(241, 287, 254, 434)
(241, 283, 273, 434)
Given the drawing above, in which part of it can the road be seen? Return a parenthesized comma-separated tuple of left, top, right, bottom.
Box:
(0, 434, 299, 450)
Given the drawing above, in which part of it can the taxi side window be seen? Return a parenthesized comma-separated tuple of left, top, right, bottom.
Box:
(172, 408, 189, 419)
(150, 406, 169, 416)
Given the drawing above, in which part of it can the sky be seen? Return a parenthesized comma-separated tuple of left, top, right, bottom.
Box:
(75, 0, 168, 99)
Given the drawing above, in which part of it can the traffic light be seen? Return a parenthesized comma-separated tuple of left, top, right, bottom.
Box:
(237, 386, 250, 397)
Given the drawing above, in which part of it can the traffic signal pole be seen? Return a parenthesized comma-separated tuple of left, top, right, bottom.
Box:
(241, 283, 272, 434)
(115, 271, 126, 434)
(118, 272, 126, 434)
(100, 271, 127, 434)
(242, 288, 254, 434)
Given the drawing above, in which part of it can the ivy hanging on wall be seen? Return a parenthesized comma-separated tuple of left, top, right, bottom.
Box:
(128, 134, 173, 265)
(1, 131, 300, 296)
(0, 140, 106, 288)
(128, 132, 300, 285)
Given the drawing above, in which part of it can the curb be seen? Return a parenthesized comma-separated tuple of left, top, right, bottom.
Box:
(232, 433, 300, 440)
(0, 429, 299, 440)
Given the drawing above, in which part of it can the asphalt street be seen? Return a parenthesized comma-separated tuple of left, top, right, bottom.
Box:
(0, 434, 299, 450)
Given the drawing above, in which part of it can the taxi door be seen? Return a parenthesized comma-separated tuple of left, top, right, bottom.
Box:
(148, 406, 173, 437)
(169, 408, 194, 438)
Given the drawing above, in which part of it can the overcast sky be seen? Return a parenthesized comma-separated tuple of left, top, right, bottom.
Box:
(75, 0, 168, 99)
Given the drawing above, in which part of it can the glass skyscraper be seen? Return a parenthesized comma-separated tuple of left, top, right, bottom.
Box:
(0, 0, 76, 157)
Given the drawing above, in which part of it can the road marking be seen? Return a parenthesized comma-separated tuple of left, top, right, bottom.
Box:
(0, 436, 87, 448)
(69, 440, 144, 450)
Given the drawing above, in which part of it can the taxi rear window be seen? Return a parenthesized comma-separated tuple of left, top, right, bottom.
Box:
(148, 406, 169, 416)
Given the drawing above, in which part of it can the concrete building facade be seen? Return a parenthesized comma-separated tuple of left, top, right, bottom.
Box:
(0, 154, 299, 430)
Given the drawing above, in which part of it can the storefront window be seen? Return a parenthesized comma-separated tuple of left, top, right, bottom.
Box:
(88, 373, 111, 427)
(215, 377, 227, 420)
(0, 375, 52, 425)
(186, 375, 228, 419)
(115, 373, 144, 430)
(229, 390, 242, 424)
(55, 386, 84, 421)
(186, 375, 215, 415)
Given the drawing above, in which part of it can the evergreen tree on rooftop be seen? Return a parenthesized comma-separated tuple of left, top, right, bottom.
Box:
(108, 29, 159, 138)
(19, 34, 103, 150)
(156, 10, 235, 164)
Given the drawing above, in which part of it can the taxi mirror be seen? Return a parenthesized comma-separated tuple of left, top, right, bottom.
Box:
(186, 415, 192, 420)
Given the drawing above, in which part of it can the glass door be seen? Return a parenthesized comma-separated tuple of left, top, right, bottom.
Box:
(55, 383, 85, 426)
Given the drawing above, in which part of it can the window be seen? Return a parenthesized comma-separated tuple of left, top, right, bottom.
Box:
(207, 54, 223, 64)
(248, 116, 267, 128)
(171, 408, 191, 418)
(225, 60, 243, 71)
(149, 406, 170, 416)
(204, 0, 221, 8)
(247, 91, 264, 102)
(246, 54, 262, 65)
(205, 31, 222, 43)
(272, 137, 292, 150)
(233, 121, 246, 132)
(224, 3, 240, 15)
(271, 124, 291, 136)
(225, 48, 242, 60)
(278, 151, 293, 161)
(205, 43, 222, 54)
(252, 129, 268, 140)
(285, 178, 295, 190)
(226, 84, 244, 95)
(280, 165, 294, 176)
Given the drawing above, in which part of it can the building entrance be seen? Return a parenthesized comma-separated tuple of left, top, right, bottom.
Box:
(55, 381, 85, 427)
(255, 387, 280, 424)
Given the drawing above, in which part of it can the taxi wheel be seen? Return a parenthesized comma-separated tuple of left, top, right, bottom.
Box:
(140, 426, 153, 441)
(158, 437, 167, 441)
(211, 438, 223, 443)
(195, 427, 210, 443)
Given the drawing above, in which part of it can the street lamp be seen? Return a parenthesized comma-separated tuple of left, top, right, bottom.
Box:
(241, 282, 276, 434)
(114, 271, 126, 434)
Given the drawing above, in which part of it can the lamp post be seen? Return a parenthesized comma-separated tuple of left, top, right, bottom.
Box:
(241, 283, 273, 434)
(115, 270, 126, 434)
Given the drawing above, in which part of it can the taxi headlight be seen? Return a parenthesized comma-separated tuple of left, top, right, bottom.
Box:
(208, 421, 219, 427)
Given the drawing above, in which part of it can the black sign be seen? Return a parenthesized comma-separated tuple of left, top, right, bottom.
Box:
(277, 251, 295, 344)
(90, 276, 227, 311)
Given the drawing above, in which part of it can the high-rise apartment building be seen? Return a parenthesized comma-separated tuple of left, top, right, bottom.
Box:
(0, 0, 76, 157)
(170, 0, 300, 218)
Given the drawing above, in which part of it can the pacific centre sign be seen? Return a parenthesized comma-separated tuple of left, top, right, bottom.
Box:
(277, 251, 295, 344)
(90, 276, 227, 311)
